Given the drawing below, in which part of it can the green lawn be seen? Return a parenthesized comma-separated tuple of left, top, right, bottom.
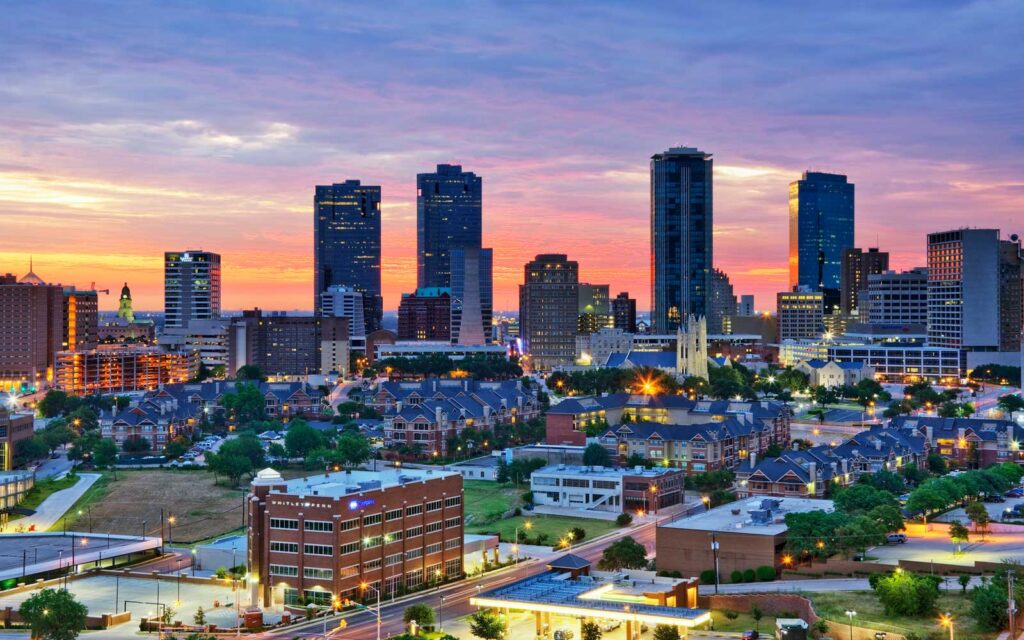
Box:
(8, 474, 81, 521)
(709, 610, 778, 633)
(806, 590, 990, 639)
(465, 513, 620, 544)
(463, 480, 521, 526)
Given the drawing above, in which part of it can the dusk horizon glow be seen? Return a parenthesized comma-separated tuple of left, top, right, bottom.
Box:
(2, 2, 1021, 314)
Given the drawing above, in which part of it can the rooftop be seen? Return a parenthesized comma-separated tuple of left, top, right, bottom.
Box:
(660, 496, 834, 536)
(256, 467, 459, 499)
(533, 464, 682, 479)
(0, 532, 161, 583)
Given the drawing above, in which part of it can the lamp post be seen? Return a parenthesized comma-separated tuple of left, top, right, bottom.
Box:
(939, 612, 954, 640)
(190, 549, 197, 576)
(701, 495, 711, 511)
(167, 515, 176, 547)
(439, 594, 446, 633)
(845, 610, 856, 640)
(360, 582, 382, 640)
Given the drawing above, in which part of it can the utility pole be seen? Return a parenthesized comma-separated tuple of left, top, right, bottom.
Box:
(710, 533, 720, 594)
(1010, 570, 1016, 640)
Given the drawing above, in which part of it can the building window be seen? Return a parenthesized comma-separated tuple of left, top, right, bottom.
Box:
(364, 535, 383, 548)
(405, 569, 423, 589)
(304, 544, 332, 556)
(426, 543, 442, 555)
(304, 520, 333, 533)
(444, 496, 461, 508)
(407, 526, 423, 538)
(405, 505, 423, 517)
(425, 521, 442, 534)
(340, 518, 358, 531)
(386, 553, 402, 566)
(426, 500, 442, 512)
(364, 558, 382, 570)
(339, 565, 359, 579)
(303, 567, 333, 580)
(303, 590, 332, 605)
(269, 518, 299, 530)
(406, 548, 423, 560)
(444, 558, 462, 577)
(445, 517, 461, 529)
(269, 542, 298, 553)
(385, 509, 403, 521)
(269, 564, 298, 577)
(340, 542, 360, 555)
(444, 538, 460, 550)
(363, 513, 382, 526)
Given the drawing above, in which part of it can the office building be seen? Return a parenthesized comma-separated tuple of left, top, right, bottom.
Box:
(164, 250, 221, 329)
(417, 164, 482, 290)
(531, 465, 685, 514)
(54, 345, 197, 395)
(62, 287, 98, 352)
(374, 342, 505, 362)
(249, 467, 464, 606)
(709, 269, 737, 333)
(577, 283, 611, 336)
(827, 343, 962, 384)
(777, 288, 824, 342)
(789, 172, 854, 295)
(840, 248, 889, 314)
(314, 180, 383, 332)
(651, 147, 713, 332)
(927, 229, 1001, 352)
(519, 254, 579, 370)
(737, 295, 755, 317)
(397, 288, 452, 342)
(449, 247, 493, 345)
(320, 285, 367, 354)
(1, 409, 34, 471)
(229, 309, 347, 377)
(576, 327, 633, 366)
(998, 237, 1023, 353)
(611, 292, 637, 333)
(320, 312, 350, 376)
(0, 269, 63, 387)
(864, 268, 929, 326)
(158, 319, 231, 369)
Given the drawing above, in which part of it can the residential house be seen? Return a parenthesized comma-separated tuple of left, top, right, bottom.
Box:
(794, 359, 875, 388)
(890, 416, 1024, 468)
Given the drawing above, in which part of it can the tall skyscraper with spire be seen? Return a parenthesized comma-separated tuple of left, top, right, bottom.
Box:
(416, 164, 482, 289)
(651, 147, 713, 333)
(314, 180, 382, 332)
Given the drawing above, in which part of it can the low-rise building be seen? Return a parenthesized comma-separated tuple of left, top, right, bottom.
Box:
(793, 358, 875, 388)
(374, 341, 506, 361)
(0, 409, 34, 471)
(248, 466, 464, 606)
(54, 345, 197, 395)
(656, 496, 835, 577)
(530, 464, 685, 514)
(891, 416, 1024, 468)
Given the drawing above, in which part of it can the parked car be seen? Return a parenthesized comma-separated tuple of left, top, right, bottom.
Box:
(897, 494, 910, 505)
(1005, 488, 1024, 498)
(886, 533, 908, 544)
(984, 494, 1006, 503)
(742, 631, 760, 640)
(554, 630, 574, 640)
(601, 620, 622, 632)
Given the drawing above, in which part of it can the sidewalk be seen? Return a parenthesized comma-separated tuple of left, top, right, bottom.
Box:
(0, 473, 101, 533)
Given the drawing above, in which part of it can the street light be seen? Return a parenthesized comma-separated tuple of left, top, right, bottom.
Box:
(359, 582, 382, 640)
(190, 548, 197, 576)
(939, 612, 954, 640)
(701, 495, 711, 511)
(439, 593, 446, 632)
(167, 515, 176, 546)
(845, 610, 857, 640)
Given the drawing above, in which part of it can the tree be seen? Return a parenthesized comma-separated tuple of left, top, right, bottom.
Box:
(813, 619, 830, 639)
(751, 606, 763, 631)
(121, 436, 151, 453)
(833, 484, 897, 515)
(403, 603, 435, 629)
(949, 520, 969, 554)
(221, 383, 266, 426)
(927, 452, 948, 475)
(193, 606, 206, 626)
(997, 394, 1024, 418)
(582, 443, 612, 467)
(68, 431, 101, 462)
(958, 574, 971, 594)
(866, 505, 904, 533)
(581, 620, 603, 640)
(971, 580, 1010, 631)
(164, 438, 189, 459)
(335, 430, 372, 468)
(468, 610, 505, 640)
(219, 433, 266, 473)
(14, 435, 49, 466)
(870, 570, 941, 616)
(40, 420, 76, 453)
(965, 501, 991, 539)
(653, 626, 681, 640)
(835, 515, 885, 557)
(207, 453, 251, 486)
(37, 390, 70, 418)
(93, 438, 118, 467)
(19, 588, 88, 640)
(235, 365, 265, 382)
(284, 420, 323, 458)
(597, 536, 648, 570)
(66, 406, 99, 431)
(859, 469, 906, 495)
(811, 385, 839, 409)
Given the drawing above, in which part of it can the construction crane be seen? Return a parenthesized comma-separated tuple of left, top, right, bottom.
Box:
(90, 282, 110, 295)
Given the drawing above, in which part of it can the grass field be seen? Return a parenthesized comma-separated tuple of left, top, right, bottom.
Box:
(806, 590, 989, 639)
(463, 480, 521, 526)
(59, 469, 246, 542)
(465, 513, 620, 544)
(9, 474, 80, 521)
(709, 610, 778, 633)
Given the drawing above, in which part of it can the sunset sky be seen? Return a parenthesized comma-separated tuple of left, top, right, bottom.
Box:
(1, 2, 1022, 314)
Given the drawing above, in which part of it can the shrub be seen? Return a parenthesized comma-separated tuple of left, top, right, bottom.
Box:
(756, 565, 777, 581)
(730, 570, 744, 583)
(699, 569, 718, 585)
(724, 611, 740, 620)
(569, 526, 586, 543)
(743, 568, 756, 582)
(616, 513, 633, 526)
(521, 491, 534, 504)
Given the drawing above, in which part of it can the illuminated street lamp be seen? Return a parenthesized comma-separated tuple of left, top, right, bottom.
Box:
(845, 610, 857, 640)
(701, 495, 711, 511)
(939, 612, 954, 640)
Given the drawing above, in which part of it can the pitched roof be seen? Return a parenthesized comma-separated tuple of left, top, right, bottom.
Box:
(547, 554, 591, 570)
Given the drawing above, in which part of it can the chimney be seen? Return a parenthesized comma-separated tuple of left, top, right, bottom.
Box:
(925, 425, 933, 442)
(396, 401, 403, 413)
(750, 452, 757, 468)
(792, 441, 800, 451)
(808, 462, 817, 491)
(875, 438, 882, 451)
(435, 406, 444, 426)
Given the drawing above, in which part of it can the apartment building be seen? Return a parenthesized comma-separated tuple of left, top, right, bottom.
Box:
(530, 464, 685, 514)
(249, 467, 464, 607)
(890, 416, 1024, 468)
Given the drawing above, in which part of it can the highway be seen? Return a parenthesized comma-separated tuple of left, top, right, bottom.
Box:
(255, 519, 659, 639)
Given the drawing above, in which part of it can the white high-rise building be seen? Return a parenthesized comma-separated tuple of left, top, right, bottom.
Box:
(164, 251, 221, 329)
(320, 285, 366, 353)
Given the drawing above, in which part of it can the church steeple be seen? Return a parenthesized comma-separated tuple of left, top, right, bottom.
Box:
(117, 282, 135, 323)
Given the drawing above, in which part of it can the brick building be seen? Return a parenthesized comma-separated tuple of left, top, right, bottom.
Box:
(248, 467, 464, 607)
(397, 288, 451, 341)
(0, 274, 63, 388)
(890, 416, 1024, 468)
(0, 409, 34, 471)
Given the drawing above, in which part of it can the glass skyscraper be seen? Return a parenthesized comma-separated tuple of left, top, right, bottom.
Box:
(650, 147, 713, 333)
(314, 180, 382, 332)
(417, 164, 482, 289)
(788, 171, 855, 296)
(449, 247, 493, 345)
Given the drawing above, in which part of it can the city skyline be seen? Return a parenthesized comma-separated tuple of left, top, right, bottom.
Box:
(2, 2, 1022, 313)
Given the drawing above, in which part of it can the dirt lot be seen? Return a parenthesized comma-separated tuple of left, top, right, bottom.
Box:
(64, 469, 246, 543)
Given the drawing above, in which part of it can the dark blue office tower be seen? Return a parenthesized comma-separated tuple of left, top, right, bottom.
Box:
(417, 164, 483, 289)
(650, 147, 713, 333)
(789, 171, 855, 297)
(314, 180, 383, 332)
